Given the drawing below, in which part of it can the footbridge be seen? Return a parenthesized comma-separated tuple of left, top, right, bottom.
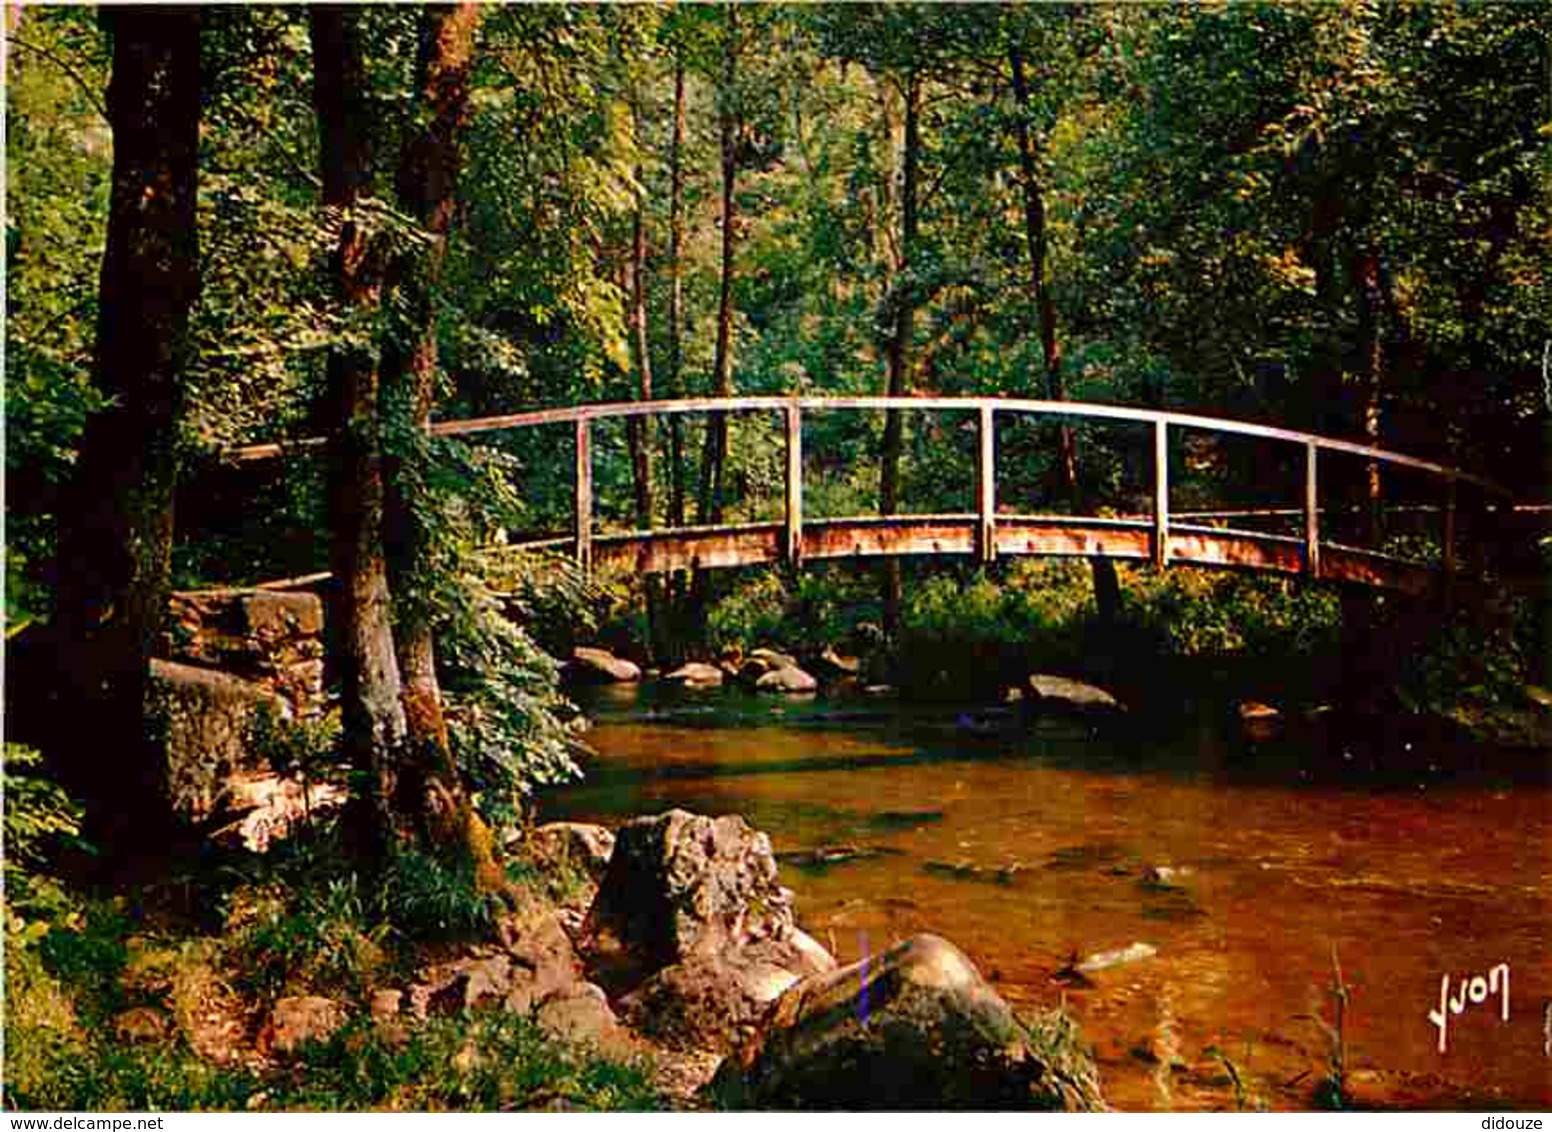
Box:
(229, 396, 1518, 599)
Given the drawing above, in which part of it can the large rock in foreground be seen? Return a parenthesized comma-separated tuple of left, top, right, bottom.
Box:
(582, 809, 837, 1051)
(618, 931, 834, 1053)
(710, 933, 1103, 1111)
(585, 809, 795, 973)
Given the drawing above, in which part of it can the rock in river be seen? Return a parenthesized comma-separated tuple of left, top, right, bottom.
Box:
(663, 662, 725, 688)
(1076, 941, 1157, 973)
(585, 809, 796, 970)
(755, 665, 818, 695)
(711, 933, 1103, 1111)
(1026, 674, 1123, 714)
(569, 647, 642, 684)
(582, 809, 836, 1052)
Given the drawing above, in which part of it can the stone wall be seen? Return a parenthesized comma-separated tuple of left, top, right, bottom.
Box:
(150, 587, 327, 820)
(164, 588, 325, 717)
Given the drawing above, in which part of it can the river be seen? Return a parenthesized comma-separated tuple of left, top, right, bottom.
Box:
(539, 684, 1551, 1111)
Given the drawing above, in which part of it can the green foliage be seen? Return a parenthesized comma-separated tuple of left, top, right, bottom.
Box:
(479, 549, 601, 656)
(436, 579, 585, 829)
(258, 1009, 662, 1112)
(897, 561, 1096, 697)
(227, 876, 392, 1002)
(247, 706, 345, 796)
(4, 10, 112, 626)
(4, 744, 89, 924)
(222, 827, 497, 1000)
(379, 847, 501, 944)
(706, 570, 793, 652)
(5, 883, 661, 1112)
(1116, 568, 1343, 660)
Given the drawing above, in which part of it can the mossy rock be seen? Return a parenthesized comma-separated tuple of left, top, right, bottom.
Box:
(709, 933, 1103, 1111)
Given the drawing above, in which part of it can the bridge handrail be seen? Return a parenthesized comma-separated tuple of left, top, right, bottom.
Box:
(220, 394, 1521, 596)
(224, 394, 1511, 497)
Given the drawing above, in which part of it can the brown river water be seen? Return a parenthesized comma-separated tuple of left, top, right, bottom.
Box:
(540, 685, 1551, 1111)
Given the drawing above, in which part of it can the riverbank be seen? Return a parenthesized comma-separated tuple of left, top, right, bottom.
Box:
(5, 756, 1100, 1112)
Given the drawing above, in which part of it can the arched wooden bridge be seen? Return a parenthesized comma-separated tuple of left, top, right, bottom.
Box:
(230, 396, 1515, 599)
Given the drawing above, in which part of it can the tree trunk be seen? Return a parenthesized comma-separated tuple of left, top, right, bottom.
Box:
(311, 5, 409, 850)
(1008, 41, 1119, 623)
(878, 70, 919, 636)
(697, 4, 739, 529)
(625, 158, 668, 661)
(1352, 246, 1385, 545)
(1306, 179, 1346, 437)
(662, 55, 690, 640)
(666, 56, 689, 532)
(370, 3, 506, 886)
(51, 6, 200, 845)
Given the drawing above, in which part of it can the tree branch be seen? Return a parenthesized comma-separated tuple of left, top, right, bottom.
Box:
(7, 34, 108, 121)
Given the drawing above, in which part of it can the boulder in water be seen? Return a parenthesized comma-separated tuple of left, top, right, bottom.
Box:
(710, 933, 1103, 1110)
(1026, 674, 1122, 714)
(664, 662, 725, 688)
(584, 809, 796, 978)
(569, 647, 642, 684)
(581, 809, 837, 1052)
(755, 666, 818, 695)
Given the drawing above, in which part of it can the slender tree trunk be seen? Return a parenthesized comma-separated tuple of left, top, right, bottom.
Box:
(312, 6, 409, 849)
(1306, 180, 1346, 437)
(1008, 41, 1119, 622)
(625, 163, 668, 660)
(662, 55, 690, 640)
(666, 57, 688, 532)
(878, 70, 920, 635)
(1352, 246, 1385, 544)
(1008, 44, 1076, 485)
(51, 7, 200, 844)
(697, 4, 739, 529)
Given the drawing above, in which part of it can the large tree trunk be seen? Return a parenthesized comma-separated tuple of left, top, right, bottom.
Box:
(1008, 41, 1119, 623)
(689, 10, 740, 625)
(878, 70, 920, 635)
(697, 4, 739, 529)
(311, 6, 409, 850)
(50, 6, 200, 845)
(374, 3, 505, 886)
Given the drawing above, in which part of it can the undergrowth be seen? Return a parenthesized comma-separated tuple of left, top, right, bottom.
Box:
(3, 751, 660, 1112)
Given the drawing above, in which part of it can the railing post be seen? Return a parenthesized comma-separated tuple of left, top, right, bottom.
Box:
(978, 403, 997, 564)
(1304, 441, 1320, 579)
(785, 402, 803, 567)
(1153, 419, 1169, 570)
(574, 416, 592, 575)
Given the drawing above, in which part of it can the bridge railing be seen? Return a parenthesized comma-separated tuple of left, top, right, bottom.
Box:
(225, 396, 1513, 596)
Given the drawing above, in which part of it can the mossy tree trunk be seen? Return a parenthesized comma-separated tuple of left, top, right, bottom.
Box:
(311, 5, 411, 853)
